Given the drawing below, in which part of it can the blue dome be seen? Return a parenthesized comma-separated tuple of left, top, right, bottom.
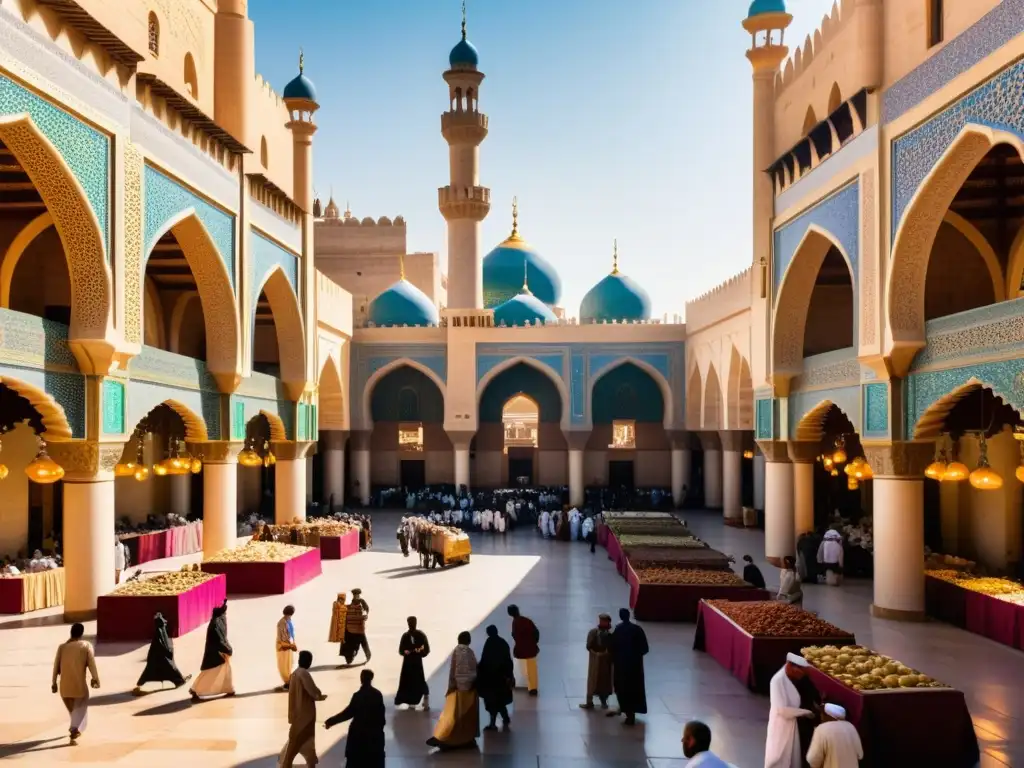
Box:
(283, 73, 317, 102)
(483, 236, 562, 309)
(748, 0, 786, 16)
(368, 280, 438, 327)
(449, 37, 479, 68)
(494, 291, 557, 327)
(580, 272, 652, 324)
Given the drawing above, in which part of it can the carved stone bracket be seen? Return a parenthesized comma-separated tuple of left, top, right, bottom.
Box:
(187, 441, 243, 465)
(862, 441, 934, 478)
(756, 439, 791, 463)
(788, 440, 820, 464)
(48, 440, 124, 481)
(271, 440, 317, 461)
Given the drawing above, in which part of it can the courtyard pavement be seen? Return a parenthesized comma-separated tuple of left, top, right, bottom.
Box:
(0, 510, 1020, 766)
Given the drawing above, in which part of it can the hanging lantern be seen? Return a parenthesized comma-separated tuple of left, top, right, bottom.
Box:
(0, 464, 8, 481)
(133, 465, 150, 482)
(969, 435, 1003, 491)
(830, 467, 839, 477)
(114, 461, 137, 477)
(743, 450, 754, 459)
(238, 439, 262, 468)
(25, 442, 64, 484)
(844, 457, 860, 477)
(847, 476, 859, 491)
(831, 436, 847, 465)
(191, 456, 203, 474)
(924, 441, 947, 481)
(822, 456, 834, 471)
(943, 437, 969, 482)
(152, 462, 169, 476)
(857, 460, 873, 480)
(264, 440, 276, 467)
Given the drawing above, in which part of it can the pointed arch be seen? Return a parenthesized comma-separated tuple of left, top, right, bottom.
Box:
(686, 365, 702, 430)
(589, 357, 673, 429)
(159, 399, 208, 441)
(362, 358, 447, 428)
(703, 363, 723, 430)
(795, 399, 850, 442)
(146, 210, 241, 389)
(0, 114, 111, 342)
(888, 124, 1024, 373)
(1003, 221, 1024, 299)
(476, 356, 569, 430)
(318, 352, 345, 431)
(938, 211, 1005, 308)
(913, 378, 1023, 440)
(143, 276, 166, 349)
(0, 212, 54, 308)
(827, 82, 842, 114)
(253, 266, 306, 399)
(0, 374, 73, 440)
(771, 225, 854, 387)
(802, 105, 818, 134)
(727, 346, 754, 430)
(168, 290, 199, 354)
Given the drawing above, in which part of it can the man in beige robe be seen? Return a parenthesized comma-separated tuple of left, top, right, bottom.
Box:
(580, 613, 613, 710)
(51, 623, 100, 743)
(279, 651, 326, 767)
(807, 704, 863, 768)
(276, 605, 297, 690)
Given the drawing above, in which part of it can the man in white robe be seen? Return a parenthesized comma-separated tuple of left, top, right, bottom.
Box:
(806, 704, 862, 768)
(506, 499, 515, 518)
(496, 511, 507, 533)
(539, 510, 551, 538)
(481, 509, 492, 532)
(546, 510, 558, 539)
(765, 653, 817, 768)
(569, 508, 581, 541)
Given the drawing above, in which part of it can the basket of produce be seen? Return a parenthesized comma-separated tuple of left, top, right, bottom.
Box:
(635, 568, 750, 586)
(706, 600, 854, 639)
(800, 644, 948, 691)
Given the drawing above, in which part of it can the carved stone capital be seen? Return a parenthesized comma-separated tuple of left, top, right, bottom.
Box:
(187, 441, 243, 464)
(756, 440, 791, 463)
(698, 431, 721, 451)
(667, 430, 693, 451)
(862, 441, 934, 478)
(445, 430, 476, 451)
(788, 440, 820, 464)
(563, 430, 591, 451)
(719, 430, 747, 452)
(271, 441, 317, 461)
(48, 440, 124, 482)
(320, 430, 349, 452)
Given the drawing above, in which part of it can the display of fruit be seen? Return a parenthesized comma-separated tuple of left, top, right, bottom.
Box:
(707, 600, 853, 639)
(636, 567, 749, 586)
(617, 534, 707, 548)
(924, 553, 975, 572)
(607, 523, 693, 538)
(204, 541, 313, 563)
(604, 511, 675, 519)
(111, 570, 217, 596)
(627, 548, 734, 570)
(801, 645, 949, 691)
(267, 519, 359, 537)
(926, 569, 1024, 598)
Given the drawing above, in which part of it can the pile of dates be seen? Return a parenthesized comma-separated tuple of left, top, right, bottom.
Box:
(707, 600, 853, 639)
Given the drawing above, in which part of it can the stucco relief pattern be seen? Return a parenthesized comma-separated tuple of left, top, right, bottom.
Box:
(773, 181, 859, 295)
(905, 359, 1024, 438)
(862, 442, 934, 479)
(0, 119, 110, 339)
(791, 355, 861, 391)
(0, 311, 78, 371)
(123, 143, 144, 345)
(0, 73, 109, 256)
(892, 57, 1024, 237)
(128, 345, 220, 392)
(882, 0, 1024, 124)
(910, 298, 1024, 371)
(144, 165, 235, 286)
(859, 172, 876, 347)
(48, 441, 125, 478)
(863, 382, 889, 438)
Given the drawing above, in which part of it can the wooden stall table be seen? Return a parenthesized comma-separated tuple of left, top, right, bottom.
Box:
(319, 528, 360, 560)
(692, 600, 853, 693)
(96, 573, 226, 641)
(807, 666, 979, 767)
(630, 566, 768, 623)
(203, 547, 322, 595)
(0, 569, 65, 614)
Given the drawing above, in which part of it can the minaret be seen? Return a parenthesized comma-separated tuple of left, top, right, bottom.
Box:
(283, 50, 319, 213)
(438, 1, 490, 310)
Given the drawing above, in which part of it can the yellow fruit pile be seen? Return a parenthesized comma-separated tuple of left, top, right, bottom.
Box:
(635, 567, 748, 586)
(204, 541, 313, 563)
(801, 645, 948, 691)
(111, 571, 217, 597)
(268, 519, 359, 537)
(618, 534, 706, 549)
(926, 569, 1024, 598)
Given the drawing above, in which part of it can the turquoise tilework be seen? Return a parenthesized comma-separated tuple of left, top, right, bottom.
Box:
(0, 309, 78, 371)
(101, 379, 125, 435)
(756, 398, 773, 440)
(905, 360, 1024, 437)
(863, 382, 889, 438)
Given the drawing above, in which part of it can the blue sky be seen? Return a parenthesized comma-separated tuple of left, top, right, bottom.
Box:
(250, 0, 833, 317)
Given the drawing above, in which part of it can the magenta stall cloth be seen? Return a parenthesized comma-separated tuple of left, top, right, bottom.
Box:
(597, 524, 610, 548)
(605, 531, 628, 576)
(924, 575, 968, 628)
(925, 575, 1024, 651)
(96, 573, 227, 642)
(202, 548, 323, 595)
(692, 600, 853, 693)
(134, 530, 168, 565)
(631, 568, 770, 623)
(807, 666, 979, 768)
(319, 529, 360, 560)
(164, 521, 203, 559)
(0, 578, 23, 613)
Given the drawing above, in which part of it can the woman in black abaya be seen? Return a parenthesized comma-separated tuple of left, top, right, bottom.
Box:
(135, 612, 190, 692)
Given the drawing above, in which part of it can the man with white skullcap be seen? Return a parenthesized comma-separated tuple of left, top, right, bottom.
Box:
(765, 653, 822, 768)
(806, 703, 863, 768)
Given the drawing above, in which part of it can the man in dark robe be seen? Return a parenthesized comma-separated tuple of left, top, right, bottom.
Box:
(476, 624, 513, 730)
(742, 554, 767, 589)
(342, 589, 371, 664)
(394, 616, 430, 710)
(608, 608, 648, 725)
(189, 601, 234, 700)
(325, 668, 386, 768)
(135, 612, 189, 692)
(579, 613, 613, 710)
(507, 604, 539, 695)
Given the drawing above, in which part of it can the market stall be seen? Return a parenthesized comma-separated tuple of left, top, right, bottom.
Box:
(801, 645, 979, 767)
(692, 600, 853, 693)
(202, 542, 322, 594)
(96, 571, 226, 641)
(629, 565, 768, 623)
(431, 528, 471, 566)
(0, 568, 65, 614)
(119, 520, 203, 565)
(319, 529, 360, 560)
(925, 571, 1024, 651)
(256, 519, 362, 561)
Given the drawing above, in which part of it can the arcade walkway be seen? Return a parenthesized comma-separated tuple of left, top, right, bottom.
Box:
(0, 512, 1020, 766)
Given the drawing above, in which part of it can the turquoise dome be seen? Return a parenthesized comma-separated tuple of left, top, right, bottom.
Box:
(494, 291, 557, 327)
(449, 37, 479, 69)
(580, 271, 652, 324)
(483, 235, 562, 309)
(368, 280, 438, 327)
(283, 72, 317, 102)
(748, 0, 786, 16)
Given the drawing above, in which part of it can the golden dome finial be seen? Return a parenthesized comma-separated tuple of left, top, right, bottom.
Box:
(522, 256, 531, 295)
(344, 199, 351, 219)
(510, 196, 519, 239)
(611, 239, 620, 275)
(461, 0, 467, 40)
(299, 48, 304, 74)
(399, 252, 406, 281)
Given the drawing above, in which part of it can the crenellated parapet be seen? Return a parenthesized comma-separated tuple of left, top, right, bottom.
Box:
(775, 0, 855, 96)
(685, 268, 752, 333)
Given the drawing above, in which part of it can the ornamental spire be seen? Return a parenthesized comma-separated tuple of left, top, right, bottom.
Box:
(299, 48, 304, 74)
(611, 239, 619, 275)
(522, 256, 531, 295)
(510, 196, 520, 239)
(461, 0, 467, 40)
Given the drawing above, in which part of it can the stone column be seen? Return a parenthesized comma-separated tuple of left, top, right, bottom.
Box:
(753, 449, 766, 511)
(668, 430, 692, 508)
(447, 430, 475, 492)
(700, 432, 722, 509)
(720, 431, 744, 523)
(192, 442, 241, 558)
(759, 440, 794, 567)
(305, 458, 314, 504)
(49, 441, 123, 622)
(350, 431, 371, 506)
(564, 430, 590, 508)
(320, 430, 348, 512)
(865, 442, 933, 621)
(788, 441, 819, 537)
(168, 474, 191, 517)
(272, 441, 316, 524)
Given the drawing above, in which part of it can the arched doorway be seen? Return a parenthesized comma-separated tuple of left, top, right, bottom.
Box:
(589, 362, 668, 491)
(367, 365, 446, 490)
(914, 383, 1024, 572)
(477, 362, 565, 488)
(236, 412, 285, 520)
(315, 354, 345, 509)
(727, 347, 753, 430)
(703, 364, 722, 430)
(502, 394, 539, 487)
(253, 268, 305, 398)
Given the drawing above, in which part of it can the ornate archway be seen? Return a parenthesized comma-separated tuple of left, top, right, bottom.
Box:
(253, 266, 305, 400)
(361, 358, 446, 429)
(702, 363, 722, 430)
(589, 357, 673, 429)
(476, 356, 569, 430)
(0, 374, 73, 440)
(912, 379, 1023, 440)
(726, 346, 754, 430)
(0, 211, 54, 307)
(318, 353, 345, 431)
